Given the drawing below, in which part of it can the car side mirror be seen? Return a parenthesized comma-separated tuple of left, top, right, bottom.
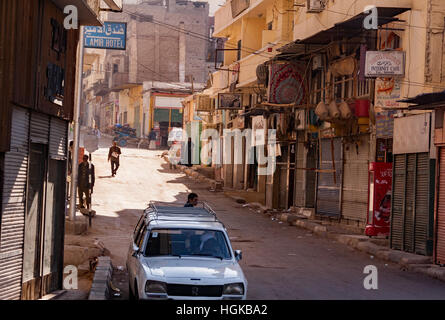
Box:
(132, 243, 139, 257)
(234, 250, 242, 261)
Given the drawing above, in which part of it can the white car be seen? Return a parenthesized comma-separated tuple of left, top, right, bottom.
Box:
(126, 202, 247, 300)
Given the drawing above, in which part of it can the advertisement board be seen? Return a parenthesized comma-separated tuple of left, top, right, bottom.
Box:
(84, 22, 127, 50)
(217, 93, 243, 110)
(365, 51, 405, 77)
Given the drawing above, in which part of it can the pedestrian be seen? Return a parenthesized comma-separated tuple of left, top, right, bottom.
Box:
(78, 155, 95, 210)
(148, 130, 157, 150)
(184, 192, 198, 207)
(108, 141, 122, 177)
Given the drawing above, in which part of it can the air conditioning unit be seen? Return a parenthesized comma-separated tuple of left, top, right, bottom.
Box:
(307, 0, 325, 13)
(296, 109, 306, 130)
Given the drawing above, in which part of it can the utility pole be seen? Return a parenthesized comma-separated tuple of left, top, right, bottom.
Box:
(69, 26, 85, 221)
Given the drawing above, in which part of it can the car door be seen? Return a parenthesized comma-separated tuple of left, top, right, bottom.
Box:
(132, 224, 149, 294)
(127, 216, 145, 281)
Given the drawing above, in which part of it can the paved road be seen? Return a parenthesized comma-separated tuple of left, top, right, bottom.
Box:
(86, 144, 445, 300)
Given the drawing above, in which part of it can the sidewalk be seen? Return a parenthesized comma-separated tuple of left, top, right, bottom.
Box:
(168, 158, 445, 284)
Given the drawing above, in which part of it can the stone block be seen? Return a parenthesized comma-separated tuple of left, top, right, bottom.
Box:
(65, 218, 88, 235)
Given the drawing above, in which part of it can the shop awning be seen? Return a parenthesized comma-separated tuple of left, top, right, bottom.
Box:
(51, 0, 102, 26)
(398, 90, 445, 110)
(277, 7, 410, 57)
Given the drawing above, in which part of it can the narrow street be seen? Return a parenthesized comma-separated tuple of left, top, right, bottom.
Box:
(79, 140, 445, 300)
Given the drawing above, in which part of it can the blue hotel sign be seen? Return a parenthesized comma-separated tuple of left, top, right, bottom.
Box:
(84, 22, 127, 50)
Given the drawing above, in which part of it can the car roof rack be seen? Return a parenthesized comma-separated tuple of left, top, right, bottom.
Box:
(145, 201, 222, 225)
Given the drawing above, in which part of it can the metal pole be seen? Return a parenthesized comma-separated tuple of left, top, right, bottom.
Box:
(69, 26, 85, 221)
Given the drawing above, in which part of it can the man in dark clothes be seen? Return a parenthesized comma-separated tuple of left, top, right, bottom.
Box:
(108, 141, 122, 177)
(78, 155, 95, 209)
(184, 193, 198, 207)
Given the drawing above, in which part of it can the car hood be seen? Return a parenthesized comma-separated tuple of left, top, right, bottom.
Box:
(141, 257, 243, 280)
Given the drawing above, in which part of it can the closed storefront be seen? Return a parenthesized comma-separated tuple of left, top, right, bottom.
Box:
(341, 135, 370, 224)
(0, 108, 68, 300)
(390, 113, 435, 256)
(390, 153, 434, 255)
(316, 137, 343, 217)
(0, 107, 30, 300)
(435, 147, 445, 265)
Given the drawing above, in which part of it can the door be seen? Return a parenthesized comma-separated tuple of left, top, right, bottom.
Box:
(134, 104, 141, 137)
(341, 135, 370, 223)
(316, 137, 343, 217)
(41, 159, 66, 295)
(305, 140, 317, 208)
(435, 148, 445, 265)
(22, 143, 47, 300)
(390, 153, 434, 255)
(0, 107, 29, 300)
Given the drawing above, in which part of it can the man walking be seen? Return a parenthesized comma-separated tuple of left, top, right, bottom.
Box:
(108, 141, 122, 177)
(78, 155, 95, 210)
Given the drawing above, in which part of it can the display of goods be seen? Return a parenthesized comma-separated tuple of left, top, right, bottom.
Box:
(339, 101, 352, 119)
(355, 99, 370, 117)
(328, 100, 340, 119)
(315, 101, 329, 120)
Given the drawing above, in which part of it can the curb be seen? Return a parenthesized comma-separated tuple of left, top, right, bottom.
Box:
(162, 155, 445, 282)
(279, 212, 445, 283)
(88, 256, 113, 300)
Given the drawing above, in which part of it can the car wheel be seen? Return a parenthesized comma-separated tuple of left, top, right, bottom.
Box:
(134, 280, 139, 300)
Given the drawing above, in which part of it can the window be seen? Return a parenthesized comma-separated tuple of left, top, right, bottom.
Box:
(133, 215, 145, 241)
(145, 229, 232, 259)
(137, 226, 149, 249)
(123, 111, 128, 124)
(134, 221, 146, 245)
(237, 40, 241, 61)
(267, 22, 273, 30)
(113, 64, 119, 74)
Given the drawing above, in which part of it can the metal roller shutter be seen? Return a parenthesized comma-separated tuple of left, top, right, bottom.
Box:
(391, 154, 406, 250)
(30, 112, 49, 144)
(294, 132, 305, 207)
(316, 137, 342, 217)
(0, 107, 29, 300)
(435, 148, 445, 265)
(390, 153, 432, 255)
(341, 135, 370, 223)
(49, 118, 68, 160)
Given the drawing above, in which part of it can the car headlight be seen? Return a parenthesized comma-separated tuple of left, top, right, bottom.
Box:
(223, 283, 244, 295)
(145, 281, 167, 294)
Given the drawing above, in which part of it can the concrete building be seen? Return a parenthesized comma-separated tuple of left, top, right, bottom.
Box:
(83, 0, 216, 140)
(0, 0, 117, 300)
(189, 0, 445, 245)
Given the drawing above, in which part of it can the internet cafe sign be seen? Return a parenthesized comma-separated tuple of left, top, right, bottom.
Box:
(365, 51, 406, 77)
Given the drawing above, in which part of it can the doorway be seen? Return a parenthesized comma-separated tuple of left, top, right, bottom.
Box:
(22, 143, 47, 300)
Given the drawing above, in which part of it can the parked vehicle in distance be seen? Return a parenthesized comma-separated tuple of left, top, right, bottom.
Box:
(126, 201, 247, 300)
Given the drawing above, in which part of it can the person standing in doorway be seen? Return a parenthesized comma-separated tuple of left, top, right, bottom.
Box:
(108, 141, 122, 177)
(78, 155, 95, 210)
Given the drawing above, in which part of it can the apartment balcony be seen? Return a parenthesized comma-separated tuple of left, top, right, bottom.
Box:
(214, 0, 274, 37)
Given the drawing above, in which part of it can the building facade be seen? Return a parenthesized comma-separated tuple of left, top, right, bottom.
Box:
(0, 0, 116, 300)
(188, 0, 445, 255)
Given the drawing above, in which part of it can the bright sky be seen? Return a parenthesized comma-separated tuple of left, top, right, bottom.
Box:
(123, 0, 226, 16)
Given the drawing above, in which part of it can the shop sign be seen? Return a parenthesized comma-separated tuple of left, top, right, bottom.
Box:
(375, 78, 401, 109)
(218, 93, 242, 110)
(365, 51, 406, 77)
(84, 22, 127, 50)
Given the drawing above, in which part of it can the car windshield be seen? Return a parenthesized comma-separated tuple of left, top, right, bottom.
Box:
(145, 229, 232, 260)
